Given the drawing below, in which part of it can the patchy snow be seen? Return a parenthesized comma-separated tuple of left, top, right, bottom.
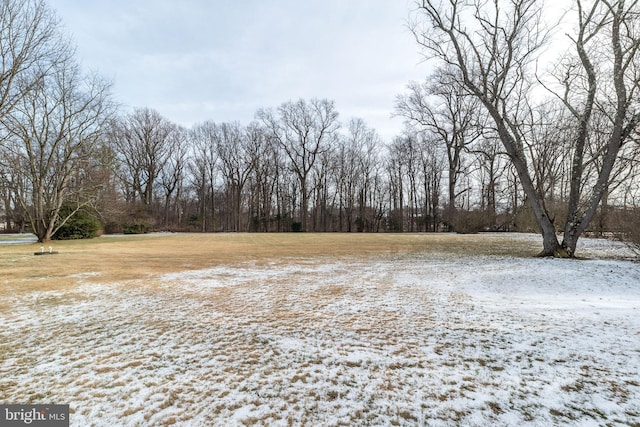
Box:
(1, 235, 639, 426)
(0, 233, 38, 245)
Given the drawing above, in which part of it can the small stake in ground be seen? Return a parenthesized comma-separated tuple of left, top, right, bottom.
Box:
(34, 245, 59, 256)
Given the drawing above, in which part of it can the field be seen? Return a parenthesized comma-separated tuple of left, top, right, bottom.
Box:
(1, 232, 639, 426)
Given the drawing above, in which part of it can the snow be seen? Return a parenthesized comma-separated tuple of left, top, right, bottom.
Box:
(0, 234, 37, 245)
(1, 235, 639, 426)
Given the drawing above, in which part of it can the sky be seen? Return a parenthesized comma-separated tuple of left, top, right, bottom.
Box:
(46, 0, 430, 142)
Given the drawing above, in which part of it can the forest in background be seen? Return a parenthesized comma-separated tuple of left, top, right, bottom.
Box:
(1, 0, 639, 255)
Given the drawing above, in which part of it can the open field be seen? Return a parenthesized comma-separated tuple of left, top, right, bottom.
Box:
(1, 233, 639, 426)
(0, 232, 545, 291)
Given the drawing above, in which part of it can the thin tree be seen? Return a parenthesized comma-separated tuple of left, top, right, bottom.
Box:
(215, 122, 255, 232)
(418, 133, 446, 232)
(257, 98, 339, 232)
(189, 121, 219, 232)
(335, 118, 380, 232)
(159, 126, 188, 228)
(110, 108, 175, 209)
(245, 122, 278, 231)
(396, 71, 481, 226)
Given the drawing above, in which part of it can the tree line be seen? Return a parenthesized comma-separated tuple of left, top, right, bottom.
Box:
(0, 0, 639, 257)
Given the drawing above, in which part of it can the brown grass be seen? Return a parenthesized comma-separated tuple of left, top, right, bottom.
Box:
(0, 231, 635, 425)
(0, 232, 539, 292)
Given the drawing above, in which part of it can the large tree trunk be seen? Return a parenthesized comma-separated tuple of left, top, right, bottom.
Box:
(560, 1, 640, 257)
(486, 105, 562, 256)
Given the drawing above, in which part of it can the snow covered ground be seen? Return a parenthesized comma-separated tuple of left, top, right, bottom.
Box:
(0, 233, 37, 245)
(1, 234, 639, 426)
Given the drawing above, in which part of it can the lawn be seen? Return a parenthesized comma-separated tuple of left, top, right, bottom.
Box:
(0, 232, 541, 289)
(1, 233, 639, 426)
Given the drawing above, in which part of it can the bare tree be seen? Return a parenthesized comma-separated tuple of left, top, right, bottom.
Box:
(412, 0, 640, 256)
(257, 98, 339, 231)
(0, 0, 66, 121)
(469, 137, 509, 227)
(110, 108, 176, 209)
(189, 121, 219, 232)
(0, 0, 73, 237)
(522, 103, 573, 205)
(214, 122, 256, 232)
(396, 71, 481, 226)
(159, 126, 188, 228)
(417, 133, 446, 231)
(310, 147, 335, 231)
(0, 59, 112, 242)
(552, 0, 640, 254)
(246, 122, 280, 231)
(333, 118, 381, 232)
(356, 127, 386, 232)
(386, 136, 411, 232)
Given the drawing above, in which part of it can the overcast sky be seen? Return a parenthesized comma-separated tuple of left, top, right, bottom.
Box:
(47, 0, 429, 141)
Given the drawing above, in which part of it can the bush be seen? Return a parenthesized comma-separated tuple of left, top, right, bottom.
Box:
(54, 205, 102, 240)
(616, 208, 640, 257)
(451, 210, 491, 234)
(102, 204, 155, 235)
(122, 209, 155, 234)
(122, 222, 153, 234)
(512, 200, 567, 234)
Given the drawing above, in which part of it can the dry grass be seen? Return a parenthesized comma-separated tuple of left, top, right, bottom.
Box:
(1, 232, 638, 425)
(0, 232, 539, 292)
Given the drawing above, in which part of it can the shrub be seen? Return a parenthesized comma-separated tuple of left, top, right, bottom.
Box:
(102, 204, 155, 235)
(54, 205, 102, 240)
(616, 208, 640, 257)
(451, 210, 491, 234)
(122, 209, 155, 234)
(122, 221, 153, 234)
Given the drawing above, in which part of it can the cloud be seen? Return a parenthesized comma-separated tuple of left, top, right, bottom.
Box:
(49, 0, 427, 140)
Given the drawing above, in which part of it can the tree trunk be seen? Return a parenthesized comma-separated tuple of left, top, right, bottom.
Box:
(486, 105, 562, 256)
(300, 177, 308, 232)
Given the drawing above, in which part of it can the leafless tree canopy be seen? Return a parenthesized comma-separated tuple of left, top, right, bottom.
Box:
(405, 0, 640, 256)
(0, 0, 112, 242)
(258, 98, 339, 232)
